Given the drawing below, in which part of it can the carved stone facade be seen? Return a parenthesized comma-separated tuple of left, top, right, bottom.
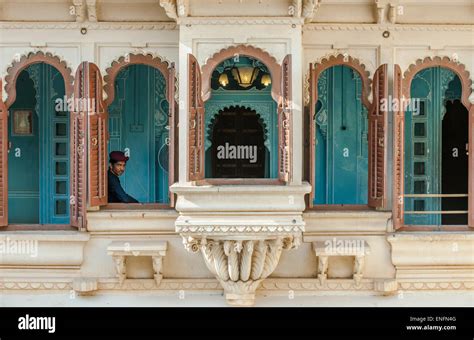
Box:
(0, 0, 473, 307)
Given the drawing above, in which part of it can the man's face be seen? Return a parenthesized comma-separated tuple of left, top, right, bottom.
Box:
(110, 161, 126, 176)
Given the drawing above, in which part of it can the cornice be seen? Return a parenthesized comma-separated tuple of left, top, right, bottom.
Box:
(178, 17, 305, 26)
(0, 21, 178, 30)
(303, 23, 474, 32)
(1, 278, 474, 291)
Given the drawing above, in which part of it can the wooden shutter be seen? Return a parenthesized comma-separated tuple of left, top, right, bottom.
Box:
(278, 54, 292, 183)
(0, 80, 8, 227)
(368, 64, 388, 209)
(393, 64, 404, 229)
(168, 62, 177, 206)
(70, 62, 88, 229)
(87, 62, 108, 207)
(309, 63, 316, 206)
(187, 54, 204, 181)
(469, 106, 474, 228)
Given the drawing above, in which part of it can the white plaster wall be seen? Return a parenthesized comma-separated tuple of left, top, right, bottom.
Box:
(0, 25, 179, 101)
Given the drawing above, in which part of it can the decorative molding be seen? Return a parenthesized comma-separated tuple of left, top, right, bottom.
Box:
(303, 24, 474, 32)
(310, 53, 372, 109)
(104, 53, 176, 106)
(302, 0, 320, 22)
(177, 225, 305, 234)
(182, 236, 301, 306)
(177, 0, 190, 17)
(177, 17, 304, 25)
(4, 51, 74, 109)
(107, 241, 168, 286)
(313, 241, 371, 286)
(73, 277, 98, 295)
(2, 277, 474, 292)
(0, 22, 177, 30)
(159, 0, 178, 20)
(72, 0, 97, 22)
(201, 44, 282, 104)
(402, 56, 473, 111)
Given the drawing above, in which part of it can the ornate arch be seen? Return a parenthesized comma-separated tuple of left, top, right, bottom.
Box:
(310, 54, 372, 110)
(205, 104, 273, 151)
(403, 56, 473, 111)
(4, 51, 74, 109)
(201, 45, 282, 103)
(103, 53, 174, 106)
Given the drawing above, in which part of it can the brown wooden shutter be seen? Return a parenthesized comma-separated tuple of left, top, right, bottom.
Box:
(70, 62, 88, 229)
(368, 64, 388, 209)
(167, 62, 177, 206)
(469, 105, 474, 228)
(187, 54, 204, 181)
(278, 54, 292, 183)
(87, 62, 108, 207)
(0, 80, 8, 227)
(308, 63, 316, 206)
(393, 64, 405, 229)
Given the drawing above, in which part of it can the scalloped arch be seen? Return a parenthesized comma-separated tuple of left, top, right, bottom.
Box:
(206, 104, 270, 145)
(310, 54, 372, 110)
(4, 51, 74, 109)
(201, 45, 282, 103)
(403, 56, 473, 111)
(103, 53, 175, 106)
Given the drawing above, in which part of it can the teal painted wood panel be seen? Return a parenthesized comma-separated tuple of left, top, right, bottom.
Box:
(8, 63, 69, 224)
(314, 65, 368, 205)
(108, 65, 169, 203)
(404, 67, 463, 225)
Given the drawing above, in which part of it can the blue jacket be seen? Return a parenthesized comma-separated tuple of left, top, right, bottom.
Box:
(108, 169, 139, 203)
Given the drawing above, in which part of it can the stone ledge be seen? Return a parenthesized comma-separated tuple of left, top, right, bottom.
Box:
(171, 183, 311, 213)
(87, 209, 178, 233)
(387, 232, 474, 267)
(0, 231, 89, 268)
(304, 210, 392, 235)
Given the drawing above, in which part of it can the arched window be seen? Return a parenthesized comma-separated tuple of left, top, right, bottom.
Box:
(308, 55, 388, 208)
(393, 57, 473, 229)
(188, 45, 292, 184)
(1, 52, 75, 227)
(98, 54, 177, 207)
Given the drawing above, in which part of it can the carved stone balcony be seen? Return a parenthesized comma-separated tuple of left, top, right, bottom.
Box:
(171, 183, 311, 306)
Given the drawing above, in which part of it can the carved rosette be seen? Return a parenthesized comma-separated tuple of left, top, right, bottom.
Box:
(183, 235, 301, 306)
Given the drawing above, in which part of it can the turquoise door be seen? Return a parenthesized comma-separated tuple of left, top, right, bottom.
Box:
(108, 64, 169, 203)
(404, 67, 465, 225)
(313, 65, 368, 205)
(8, 63, 69, 224)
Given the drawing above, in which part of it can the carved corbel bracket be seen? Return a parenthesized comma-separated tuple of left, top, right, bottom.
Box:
(313, 240, 371, 287)
(107, 241, 167, 286)
(183, 234, 301, 306)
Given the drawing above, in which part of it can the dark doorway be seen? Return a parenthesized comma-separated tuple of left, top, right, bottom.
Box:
(441, 99, 468, 225)
(211, 107, 266, 178)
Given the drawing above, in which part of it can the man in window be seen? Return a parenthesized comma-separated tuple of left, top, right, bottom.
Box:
(108, 151, 139, 203)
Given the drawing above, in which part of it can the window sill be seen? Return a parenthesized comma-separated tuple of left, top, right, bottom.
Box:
(2, 224, 76, 231)
(397, 225, 472, 232)
(103, 203, 172, 210)
(86, 209, 178, 233)
(195, 178, 282, 186)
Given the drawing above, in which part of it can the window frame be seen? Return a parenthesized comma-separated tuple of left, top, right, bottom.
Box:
(393, 57, 474, 230)
(188, 45, 292, 185)
(307, 54, 388, 210)
(101, 53, 178, 209)
(1, 52, 75, 229)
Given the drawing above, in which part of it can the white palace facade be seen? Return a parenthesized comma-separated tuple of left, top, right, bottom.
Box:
(0, 0, 473, 306)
